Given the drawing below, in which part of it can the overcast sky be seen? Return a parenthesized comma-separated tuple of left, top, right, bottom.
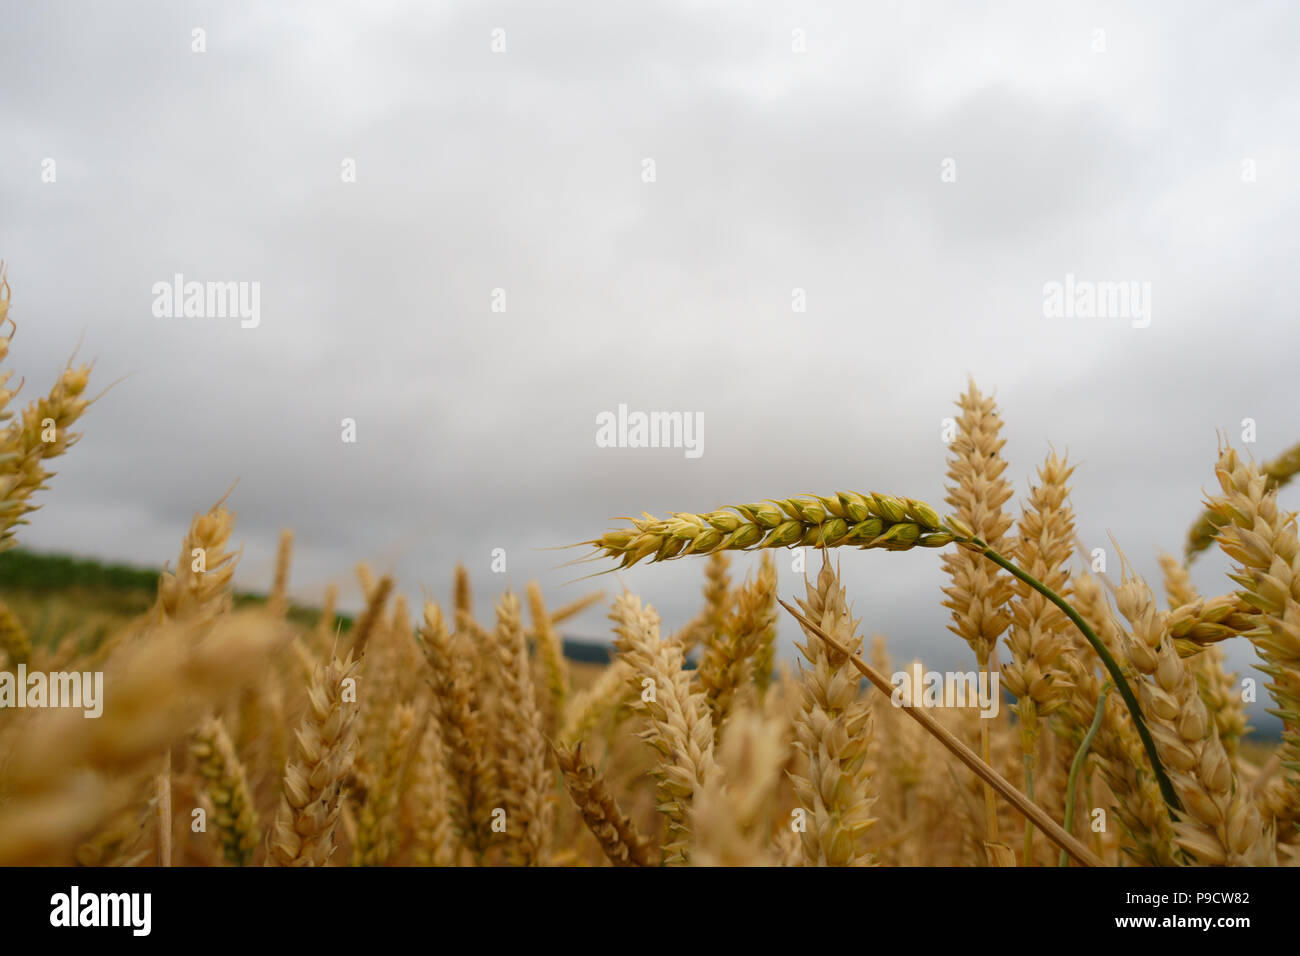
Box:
(2, 1, 1298, 728)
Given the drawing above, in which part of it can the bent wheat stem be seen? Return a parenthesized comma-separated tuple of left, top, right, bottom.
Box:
(1059, 685, 1108, 867)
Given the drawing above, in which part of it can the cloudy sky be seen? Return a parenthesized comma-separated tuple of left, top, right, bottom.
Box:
(2, 1, 1298, 726)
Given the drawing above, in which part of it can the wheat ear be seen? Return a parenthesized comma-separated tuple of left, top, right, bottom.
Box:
(0, 597, 31, 669)
(610, 592, 715, 864)
(1186, 439, 1300, 562)
(698, 552, 776, 738)
(1003, 451, 1076, 863)
(191, 715, 260, 865)
(489, 592, 553, 865)
(526, 580, 570, 736)
(939, 382, 1016, 845)
(1062, 572, 1178, 865)
(1204, 445, 1300, 843)
(410, 712, 458, 866)
(553, 741, 657, 867)
(266, 649, 362, 866)
(0, 348, 95, 552)
(559, 658, 634, 745)
(691, 706, 788, 866)
(1115, 568, 1271, 865)
(268, 528, 294, 618)
(353, 703, 416, 866)
(417, 602, 491, 860)
(788, 558, 875, 865)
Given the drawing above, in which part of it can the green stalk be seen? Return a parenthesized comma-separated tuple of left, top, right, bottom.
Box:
(952, 529, 1181, 814)
(1022, 758, 1035, 867)
(1060, 685, 1109, 866)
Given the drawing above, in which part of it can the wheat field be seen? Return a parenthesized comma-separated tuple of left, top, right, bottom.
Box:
(0, 265, 1296, 868)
